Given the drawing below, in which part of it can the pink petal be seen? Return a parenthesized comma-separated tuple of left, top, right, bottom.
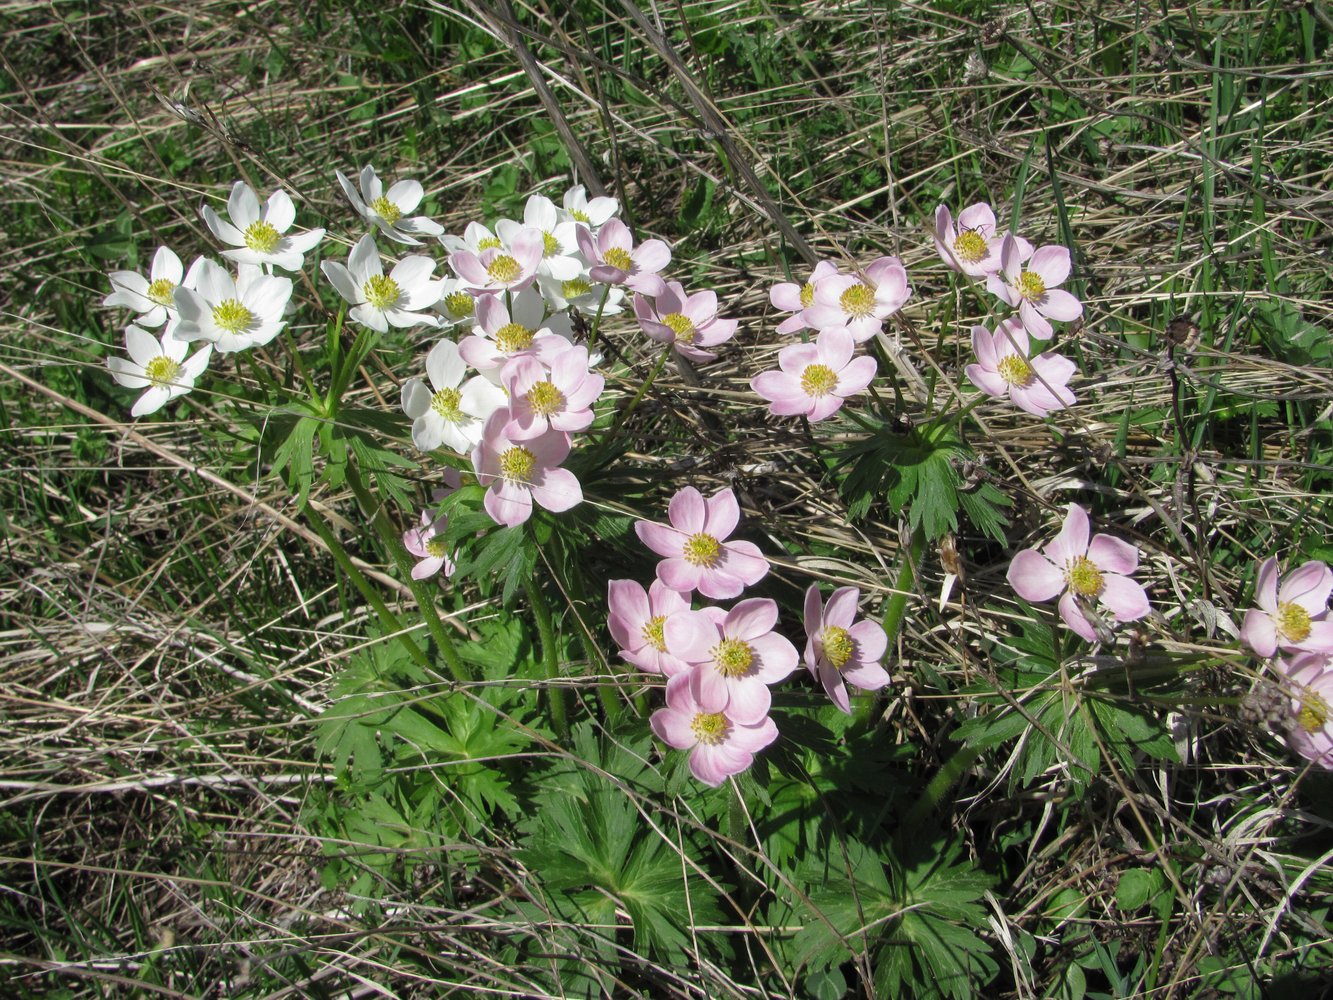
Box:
(1007, 549, 1066, 603)
(725, 598, 779, 640)
(1040, 288, 1083, 322)
(1031, 245, 1071, 286)
(1240, 608, 1278, 658)
(1058, 591, 1097, 642)
(724, 677, 772, 725)
(703, 488, 740, 540)
(847, 620, 888, 663)
(1045, 504, 1090, 565)
(842, 660, 890, 692)
(716, 540, 770, 588)
(664, 610, 719, 663)
(667, 487, 706, 533)
(819, 662, 851, 714)
(823, 587, 859, 628)
(635, 521, 683, 558)
(657, 557, 703, 595)
(1088, 534, 1139, 576)
(651, 706, 697, 750)
(1279, 561, 1333, 614)
(1100, 574, 1150, 622)
(1255, 557, 1279, 613)
(748, 633, 799, 683)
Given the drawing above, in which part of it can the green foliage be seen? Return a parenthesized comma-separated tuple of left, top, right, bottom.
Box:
(785, 835, 998, 999)
(837, 417, 1010, 541)
(517, 723, 722, 965)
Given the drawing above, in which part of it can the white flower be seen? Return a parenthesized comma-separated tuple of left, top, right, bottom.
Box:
(536, 272, 625, 316)
(106, 325, 211, 417)
(336, 165, 445, 246)
(320, 235, 443, 333)
(201, 181, 325, 272)
(559, 184, 618, 230)
(173, 260, 292, 353)
(102, 246, 184, 328)
(495, 194, 585, 281)
(401, 339, 507, 454)
(438, 220, 504, 256)
(434, 277, 480, 331)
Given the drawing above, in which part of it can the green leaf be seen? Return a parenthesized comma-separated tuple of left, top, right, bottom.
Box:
(1115, 868, 1162, 912)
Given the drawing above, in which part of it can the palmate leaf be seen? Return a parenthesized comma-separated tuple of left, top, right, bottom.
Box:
(517, 723, 717, 963)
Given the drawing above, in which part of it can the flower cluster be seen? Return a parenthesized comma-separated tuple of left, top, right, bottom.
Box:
(935, 201, 1081, 419)
(610, 486, 889, 786)
(102, 180, 320, 414)
(1240, 558, 1333, 769)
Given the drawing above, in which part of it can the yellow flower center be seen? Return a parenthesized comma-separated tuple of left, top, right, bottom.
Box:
(683, 532, 721, 567)
(952, 230, 988, 263)
(690, 711, 729, 746)
(820, 625, 854, 670)
(571, 209, 591, 224)
(369, 196, 402, 224)
(363, 274, 401, 310)
(561, 277, 592, 299)
(430, 387, 463, 422)
(1066, 556, 1104, 598)
(144, 355, 181, 387)
(477, 236, 503, 250)
(212, 299, 252, 333)
(799, 281, 815, 309)
(1276, 602, 1313, 644)
(146, 278, 176, 307)
(712, 638, 754, 678)
(541, 231, 560, 256)
(663, 313, 696, 343)
(642, 615, 667, 652)
(526, 380, 564, 417)
(800, 363, 838, 398)
(839, 282, 875, 318)
(1299, 691, 1329, 734)
(243, 220, 280, 254)
(1017, 270, 1046, 301)
(603, 247, 633, 271)
(996, 354, 1034, 387)
(499, 444, 536, 482)
(425, 537, 449, 559)
(486, 254, 522, 285)
(443, 290, 474, 317)
(493, 322, 535, 354)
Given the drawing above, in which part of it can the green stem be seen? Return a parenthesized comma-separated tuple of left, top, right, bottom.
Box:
(344, 463, 468, 682)
(902, 743, 984, 828)
(857, 527, 927, 728)
(525, 577, 569, 737)
(305, 502, 432, 672)
(615, 346, 671, 430)
(585, 285, 612, 351)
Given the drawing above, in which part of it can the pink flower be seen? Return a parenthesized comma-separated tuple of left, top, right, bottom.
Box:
(634, 487, 769, 600)
(501, 344, 603, 440)
(933, 203, 1030, 277)
(403, 509, 455, 580)
(458, 289, 573, 374)
(1240, 558, 1333, 659)
(608, 579, 694, 676)
(986, 235, 1083, 340)
(800, 256, 910, 342)
(634, 283, 738, 362)
(448, 227, 544, 294)
(650, 671, 780, 787)
(965, 318, 1076, 417)
(575, 218, 670, 297)
(769, 260, 840, 335)
(665, 599, 799, 725)
(1007, 503, 1150, 642)
(750, 326, 877, 421)
(803, 586, 890, 714)
(1275, 653, 1333, 769)
(471, 411, 583, 527)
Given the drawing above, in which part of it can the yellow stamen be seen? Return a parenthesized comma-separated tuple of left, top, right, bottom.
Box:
(526, 380, 564, 417)
(690, 711, 729, 745)
(799, 281, 815, 309)
(499, 445, 536, 482)
(430, 387, 463, 422)
(561, 277, 592, 299)
(369, 196, 402, 224)
(477, 236, 502, 250)
(1276, 602, 1313, 644)
(603, 247, 633, 271)
(996, 354, 1034, 387)
(1066, 556, 1104, 597)
(712, 638, 754, 678)
(243, 220, 280, 254)
(363, 274, 400, 310)
(1299, 691, 1329, 734)
(1017, 270, 1046, 301)
(642, 615, 667, 652)
(683, 532, 721, 567)
(663, 313, 696, 344)
(820, 626, 854, 670)
(443, 290, 474, 317)
(800, 363, 838, 398)
(493, 322, 534, 354)
(144, 355, 181, 387)
(839, 282, 875, 318)
(952, 230, 988, 263)
(146, 278, 175, 307)
(425, 537, 449, 559)
(486, 254, 521, 285)
(212, 299, 252, 333)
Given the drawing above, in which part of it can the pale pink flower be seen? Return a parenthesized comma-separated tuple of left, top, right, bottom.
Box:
(769, 260, 840, 335)
(448, 227, 544, 294)
(965, 318, 1076, 417)
(1007, 503, 1150, 642)
(650, 671, 780, 787)
(501, 344, 603, 440)
(634, 487, 769, 600)
(803, 585, 890, 714)
(200, 181, 324, 272)
(665, 599, 799, 725)
(801, 255, 911, 342)
(1240, 558, 1333, 659)
(607, 579, 692, 676)
(1275, 653, 1333, 769)
(495, 194, 584, 282)
(986, 235, 1082, 340)
(458, 289, 573, 374)
(932, 203, 1030, 277)
(750, 326, 876, 421)
(558, 184, 619, 231)
(633, 282, 738, 362)
(575, 218, 670, 297)
(403, 509, 455, 580)
(471, 410, 582, 527)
